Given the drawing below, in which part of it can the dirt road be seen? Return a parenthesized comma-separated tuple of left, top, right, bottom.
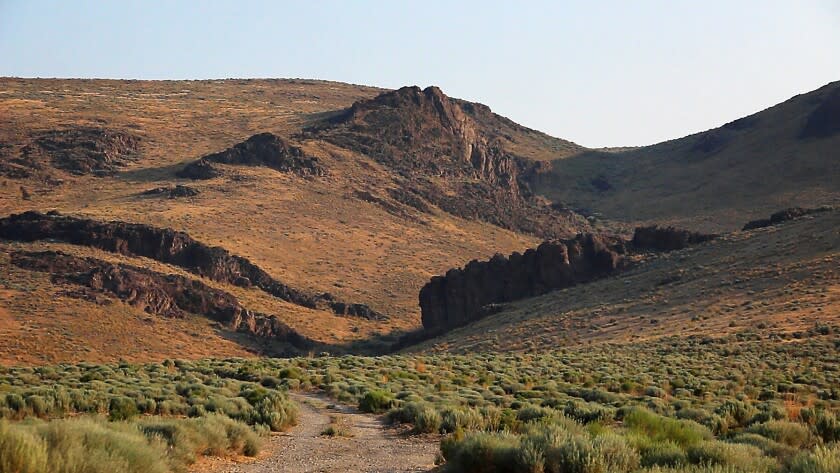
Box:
(194, 392, 439, 473)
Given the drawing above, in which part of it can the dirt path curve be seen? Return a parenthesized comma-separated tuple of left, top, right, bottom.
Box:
(198, 392, 440, 473)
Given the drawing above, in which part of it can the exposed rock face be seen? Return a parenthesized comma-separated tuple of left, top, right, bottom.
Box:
(742, 207, 834, 230)
(0, 211, 385, 320)
(0, 127, 140, 180)
(419, 226, 719, 333)
(306, 86, 587, 239)
(419, 234, 628, 332)
(10, 250, 311, 348)
(631, 225, 717, 251)
(177, 132, 324, 179)
(141, 184, 200, 198)
(801, 86, 840, 139)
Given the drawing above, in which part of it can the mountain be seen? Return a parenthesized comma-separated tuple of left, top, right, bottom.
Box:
(0, 78, 588, 364)
(0, 77, 838, 364)
(531, 81, 840, 231)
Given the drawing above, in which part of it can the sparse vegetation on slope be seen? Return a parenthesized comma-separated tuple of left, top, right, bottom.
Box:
(4, 332, 838, 472)
(0, 358, 299, 472)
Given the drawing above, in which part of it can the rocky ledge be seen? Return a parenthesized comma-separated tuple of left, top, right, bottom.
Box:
(419, 226, 717, 333)
(742, 207, 834, 231)
(0, 211, 385, 321)
(11, 250, 312, 349)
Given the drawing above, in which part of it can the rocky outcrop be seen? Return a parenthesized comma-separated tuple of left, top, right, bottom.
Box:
(141, 184, 199, 198)
(742, 207, 834, 230)
(419, 226, 718, 333)
(631, 225, 717, 251)
(10, 250, 311, 348)
(177, 133, 324, 179)
(1, 127, 140, 180)
(0, 211, 385, 320)
(419, 234, 628, 332)
(305, 86, 587, 239)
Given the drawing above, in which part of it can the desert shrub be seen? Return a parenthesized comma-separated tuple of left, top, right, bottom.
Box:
(728, 432, 797, 459)
(747, 420, 814, 448)
(359, 390, 393, 413)
(593, 432, 640, 473)
(439, 406, 488, 433)
(624, 407, 712, 447)
(686, 440, 776, 472)
(815, 410, 840, 443)
(109, 396, 139, 421)
(640, 440, 688, 467)
(544, 434, 600, 473)
(441, 431, 518, 473)
(36, 417, 170, 473)
(0, 420, 48, 473)
(786, 444, 840, 473)
(515, 437, 546, 473)
(414, 406, 442, 434)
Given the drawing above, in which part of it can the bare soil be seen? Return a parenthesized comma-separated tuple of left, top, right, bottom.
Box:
(192, 392, 439, 473)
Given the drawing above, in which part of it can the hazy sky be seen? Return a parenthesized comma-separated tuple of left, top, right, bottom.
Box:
(2, 1, 839, 147)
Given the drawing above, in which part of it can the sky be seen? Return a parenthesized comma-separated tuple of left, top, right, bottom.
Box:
(1, 1, 839, 147)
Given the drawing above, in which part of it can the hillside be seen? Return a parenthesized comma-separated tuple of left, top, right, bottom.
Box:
(0, 78, 591, 364)
(532, 80, 840, 231)
(1, 77, 839, 365)
(409, 209, 840, 353)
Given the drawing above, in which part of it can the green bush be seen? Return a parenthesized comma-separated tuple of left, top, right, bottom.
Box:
(624, 408, 712, 447)
(747, 421, 813, 449)
(786, 444, 840, 473)
(686, 440, 776, 473)
(640, 440, 687, 468)
(441, 431, 518, 473)
(0, 420, 48, 473)
(359, 390, 393, 414)
(109, 396, 139, 421)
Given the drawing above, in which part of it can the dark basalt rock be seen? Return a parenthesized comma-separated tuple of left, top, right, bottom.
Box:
(631, 225, 717, 251)
(419, 225, 718, 333)
(10, 250, 311, 348)
(742, 206, 834, 230)
(419, 233, 628, 333)
(141, 185, 200, 198)
(177, 132, 325, 180)
(305, 86, 587, 239)
(34, 127, 140, 175)
(0, 127, 141, 180)
(0, 211, 385, 321)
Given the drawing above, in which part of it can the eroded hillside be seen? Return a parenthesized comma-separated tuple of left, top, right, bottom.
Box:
(410, 209, 840, 353)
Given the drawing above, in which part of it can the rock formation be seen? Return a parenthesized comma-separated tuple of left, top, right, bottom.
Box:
(306, 86, 587, 239)
(420, 234, 628, 333)
(177, 132, 324, 179)
(631, 225, 717, 251)
(141, 184, 200, 198)
(10, 250, 311, 348)
(420, 226, 718, 333)
(0, 211, 385, 320)
(742, 206, 834, 230)
(1, 127, 140, 180)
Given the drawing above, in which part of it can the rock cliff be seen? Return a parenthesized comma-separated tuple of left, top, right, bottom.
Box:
(306, 86, 587, 238)
(419, 226, 718, 333)
(0, 211, 384, 320)
(11, 250, 311, 348)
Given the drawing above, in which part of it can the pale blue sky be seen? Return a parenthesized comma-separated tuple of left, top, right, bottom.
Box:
(1, 1, 839, 147)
